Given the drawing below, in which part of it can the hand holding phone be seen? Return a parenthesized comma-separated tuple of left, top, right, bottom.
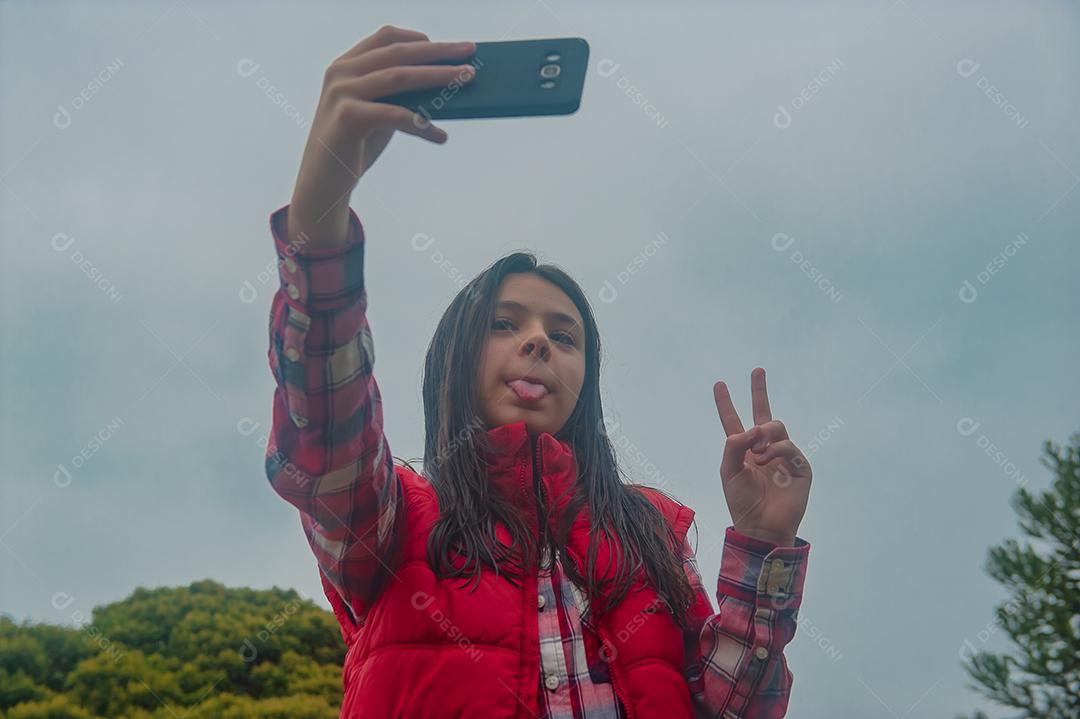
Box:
(373, 37, 590, 120)
(287, 27, 589, 250)
(287, 25, 479, 249)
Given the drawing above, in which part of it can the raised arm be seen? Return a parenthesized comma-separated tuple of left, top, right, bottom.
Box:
(682, 527, 810, 718)
(265, 202, 403, 624)
(264, 24, 479, 624)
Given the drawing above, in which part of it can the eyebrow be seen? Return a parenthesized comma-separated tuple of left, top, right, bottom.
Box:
(494, 300, 582, 329)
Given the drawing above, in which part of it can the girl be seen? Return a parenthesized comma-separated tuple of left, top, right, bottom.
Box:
(266, 25, 812, 719)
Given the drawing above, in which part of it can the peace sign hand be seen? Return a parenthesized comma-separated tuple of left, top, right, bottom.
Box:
(713, 368, 811, 547)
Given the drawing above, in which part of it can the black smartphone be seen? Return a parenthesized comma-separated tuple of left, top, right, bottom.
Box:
(374, 37, 589, 120)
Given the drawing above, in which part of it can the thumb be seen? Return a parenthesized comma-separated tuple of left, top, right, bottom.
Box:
(721, 425, 760, 480)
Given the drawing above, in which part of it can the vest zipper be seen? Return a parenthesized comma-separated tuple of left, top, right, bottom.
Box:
(536, 436, 638, 719)
(532, 435, 549, 564)
(604, 630, 637, 719)
(532, 433, 545, 504)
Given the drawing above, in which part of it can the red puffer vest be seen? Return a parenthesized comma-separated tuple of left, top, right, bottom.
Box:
(318, 419, 697, 718)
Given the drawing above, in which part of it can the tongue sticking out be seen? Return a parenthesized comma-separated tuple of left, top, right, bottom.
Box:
(507, 379, 548, 401)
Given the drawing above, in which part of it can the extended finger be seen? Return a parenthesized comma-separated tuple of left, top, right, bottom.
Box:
(340, 40, 477, 78)
(751, 367, 772, 426)
(337, 25, 430, 61)
(340, 100, 448, 143)
(346, 64, 476, 102)
(713, 381, 745, 436)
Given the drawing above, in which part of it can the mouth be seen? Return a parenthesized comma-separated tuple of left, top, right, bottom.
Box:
(505, 376, 551, 402)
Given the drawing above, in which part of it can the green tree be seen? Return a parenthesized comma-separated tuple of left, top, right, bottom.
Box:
(957, 432, 1080, 718)
(5, 694, 97, 719)
(0, 580, 346, 718)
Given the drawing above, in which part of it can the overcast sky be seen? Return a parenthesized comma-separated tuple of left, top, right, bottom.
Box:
(2, 1, 1078, 717)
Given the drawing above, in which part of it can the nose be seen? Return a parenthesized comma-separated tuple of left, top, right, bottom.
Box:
(519, 327, 550, 360)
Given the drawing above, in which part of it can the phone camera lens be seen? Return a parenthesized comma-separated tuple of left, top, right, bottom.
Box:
(539, 63, 561, 79)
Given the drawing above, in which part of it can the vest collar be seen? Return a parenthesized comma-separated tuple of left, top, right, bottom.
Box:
(476, 420, 580, 524)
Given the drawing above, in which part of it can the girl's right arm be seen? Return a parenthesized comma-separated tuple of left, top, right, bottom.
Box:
(265, 204, 399, 623)
(264, 25, 476, 622)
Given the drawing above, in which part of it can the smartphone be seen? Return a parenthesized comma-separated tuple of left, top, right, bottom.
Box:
(374, 37, 589, 120)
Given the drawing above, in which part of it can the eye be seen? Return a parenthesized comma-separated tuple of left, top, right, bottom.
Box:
(552, 331, 576, 346)
(492, 318, 576, 346)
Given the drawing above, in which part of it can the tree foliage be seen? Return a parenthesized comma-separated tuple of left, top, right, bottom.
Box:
(0, 580, 346, 718)
(957, 432, 1080, 718)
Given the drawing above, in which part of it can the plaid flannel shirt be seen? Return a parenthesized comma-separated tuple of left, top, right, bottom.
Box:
(264, 204, 811, 719)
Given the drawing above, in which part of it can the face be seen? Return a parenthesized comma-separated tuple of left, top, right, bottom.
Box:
(476, 273, 587, 437)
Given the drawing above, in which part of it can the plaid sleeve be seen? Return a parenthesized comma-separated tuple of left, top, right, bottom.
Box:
(683, 526, 810, 719)
(264, 203, 404, 624)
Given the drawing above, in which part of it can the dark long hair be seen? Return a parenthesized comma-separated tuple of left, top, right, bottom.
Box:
(411, 252, 697, 630)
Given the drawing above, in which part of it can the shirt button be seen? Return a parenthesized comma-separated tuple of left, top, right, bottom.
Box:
(771, 558, 786, 572)
(286, 283, 300, 300)
(284, 347, 300, 362)
(544, 675, 559, 691)
(283, 257, 298, 274)
(754, 646, 769, 661)
(537, 594, 546, 610)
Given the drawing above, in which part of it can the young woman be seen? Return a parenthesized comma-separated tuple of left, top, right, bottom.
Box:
(266, 24, 812, 719)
